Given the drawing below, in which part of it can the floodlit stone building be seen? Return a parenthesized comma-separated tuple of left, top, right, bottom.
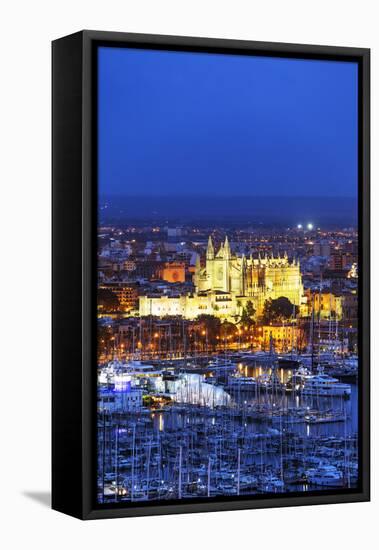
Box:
(139, 236, 304, 321)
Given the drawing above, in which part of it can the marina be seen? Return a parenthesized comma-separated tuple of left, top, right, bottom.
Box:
(97, 352, 359, 503)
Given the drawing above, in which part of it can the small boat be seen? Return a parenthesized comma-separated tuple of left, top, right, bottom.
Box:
(218, 482, 238, 495)
(259, 473, 285, 493)
(304, 411, 347, 424)
(256, 371, 284, 393)
(102, 482, 128, 498)
(286, 366, 311, 391)
(239, 474, 258, 489)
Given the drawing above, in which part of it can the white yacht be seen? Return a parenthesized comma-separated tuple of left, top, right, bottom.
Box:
(98, 359, 160, 390)
(306, 464, 344, 487)
(301, 373, 351, 397)
(227, 375, 257, 390)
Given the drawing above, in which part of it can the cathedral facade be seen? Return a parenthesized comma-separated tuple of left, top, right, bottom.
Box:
(139, 236, 304, 321)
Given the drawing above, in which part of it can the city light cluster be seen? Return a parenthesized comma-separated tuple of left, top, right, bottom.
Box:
(297, 223, 314, 230)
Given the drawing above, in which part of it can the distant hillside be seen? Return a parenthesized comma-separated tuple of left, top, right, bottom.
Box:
(98, 195, 357, 228)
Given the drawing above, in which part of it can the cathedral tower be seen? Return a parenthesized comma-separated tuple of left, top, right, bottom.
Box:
(206, 235, 214, 260)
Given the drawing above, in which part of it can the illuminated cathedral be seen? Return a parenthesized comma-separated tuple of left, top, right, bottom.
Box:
(139, 236, 304, 321)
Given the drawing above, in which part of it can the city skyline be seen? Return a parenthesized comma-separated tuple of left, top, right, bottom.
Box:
(98, 195, 357, 226)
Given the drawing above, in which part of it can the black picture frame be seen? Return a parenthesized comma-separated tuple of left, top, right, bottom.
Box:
(52, 30, 370, 520)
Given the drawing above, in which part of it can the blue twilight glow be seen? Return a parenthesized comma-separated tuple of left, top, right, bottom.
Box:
(98, 47, 358, 199)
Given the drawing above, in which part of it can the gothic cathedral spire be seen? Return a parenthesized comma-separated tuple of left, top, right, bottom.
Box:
(224, 235, 231, 259)
(206, 235, 215, 260)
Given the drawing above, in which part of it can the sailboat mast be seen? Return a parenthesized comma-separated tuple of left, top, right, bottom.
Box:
(114, 422, 119, 502)
(207, 457, 211, 497)
(178, 446, 182, 499)
(310, 295, 315, 373)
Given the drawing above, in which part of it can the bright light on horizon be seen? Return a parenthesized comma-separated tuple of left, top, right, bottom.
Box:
(297, 224, 303, 229)
(307, 223, 314, 230)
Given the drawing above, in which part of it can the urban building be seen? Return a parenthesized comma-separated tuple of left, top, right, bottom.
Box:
(313, 241, 331, 257)
(159, 261, 186, 283)
(303, 289, 343, 320)
(260, 324, 303, 352)
(99, 282, 139, 312)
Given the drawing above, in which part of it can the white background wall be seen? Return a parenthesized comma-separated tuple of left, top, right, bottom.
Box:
(1, 1, 376, 548)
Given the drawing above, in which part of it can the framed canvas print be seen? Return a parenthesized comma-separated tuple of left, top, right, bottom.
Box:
(52, 31, 370, 519)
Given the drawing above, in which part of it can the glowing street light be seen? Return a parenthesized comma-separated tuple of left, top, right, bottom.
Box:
(307, 223, 314, 230)
(297, 224, 303, 229)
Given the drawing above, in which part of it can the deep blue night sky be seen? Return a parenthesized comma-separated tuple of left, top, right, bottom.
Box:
(98, 47, 358, 199)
